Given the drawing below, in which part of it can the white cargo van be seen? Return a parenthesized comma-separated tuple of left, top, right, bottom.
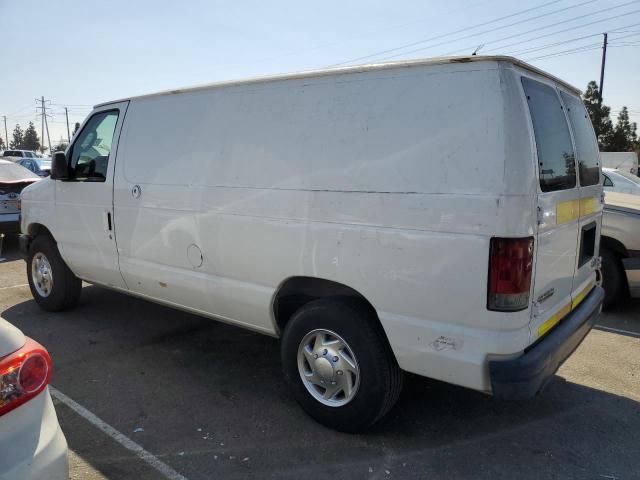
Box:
(19, 56, 604, 432)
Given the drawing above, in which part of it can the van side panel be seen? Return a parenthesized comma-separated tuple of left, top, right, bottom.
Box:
(113, 62, 535, 391)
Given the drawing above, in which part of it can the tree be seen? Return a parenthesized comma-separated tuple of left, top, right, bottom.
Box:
(22, 122, 41, 152)
(0, 136, 5, 151)
(10, 124, 24, 149)
(607, 107, 638, 152)
(582, 81, 613, 149)
(53, 142, 68, 152)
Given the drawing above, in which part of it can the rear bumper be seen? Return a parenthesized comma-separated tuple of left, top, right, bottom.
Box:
(489, 285, 604, 400)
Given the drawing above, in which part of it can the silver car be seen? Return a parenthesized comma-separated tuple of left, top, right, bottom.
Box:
(0, 317, 68, 479)
(0, 160, 40, 234)
(602, 167, 640, 196)
(601, 191, 640, 306)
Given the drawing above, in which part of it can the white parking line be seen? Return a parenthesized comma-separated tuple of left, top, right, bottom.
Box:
(50, 386, 189, 480)
(0, 283, 28, 290)
(594, 325, 640, 338)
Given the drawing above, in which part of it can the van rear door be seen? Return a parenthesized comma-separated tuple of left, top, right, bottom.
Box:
(558, 90, 603, 307)
(521, 77, 582, 341)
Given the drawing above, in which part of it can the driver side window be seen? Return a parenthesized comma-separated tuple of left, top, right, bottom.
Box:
(70, 110, 119, 182)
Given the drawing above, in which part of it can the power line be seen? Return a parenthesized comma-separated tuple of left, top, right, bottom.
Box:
(441, 0, 616, 55)
(437, 0, 640, 57)
(524, 43, 602, 60)
(506, 32, 603, 55)
(522, 27, 640, 60)
(3, 103, 37, 117)
(507, 29, 640, 56)
(522, 38, 640, 62)
(478, 12, 640, 54)
(344, 0, 640, 64)
(49, 103, 93, 107)
(326, 0, 566, 67)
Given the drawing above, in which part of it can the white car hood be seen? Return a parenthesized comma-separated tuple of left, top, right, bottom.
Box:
(0, 317, 25, 357)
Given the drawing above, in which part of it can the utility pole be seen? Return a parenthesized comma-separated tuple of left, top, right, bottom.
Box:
(41, 97, 45, 151)
(64, 107, 71, 142)
(36, 96, 52, 153)
(598, 33, 608, 105)
(43, 101, 51, 153)
(2, 116, 7, 150)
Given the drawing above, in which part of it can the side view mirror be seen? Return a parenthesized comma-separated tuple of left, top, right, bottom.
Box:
(51, 151, 69, 180)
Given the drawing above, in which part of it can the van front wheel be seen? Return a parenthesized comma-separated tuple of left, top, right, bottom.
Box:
(27, 235, 82, 312)
(281, 299, 403, 432)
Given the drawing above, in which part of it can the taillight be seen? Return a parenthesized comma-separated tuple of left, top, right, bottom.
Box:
(487, 237, 534, 312)
(0, 338, 52, 417)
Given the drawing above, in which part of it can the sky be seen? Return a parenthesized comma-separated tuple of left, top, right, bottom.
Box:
(1, 0, 639, 150)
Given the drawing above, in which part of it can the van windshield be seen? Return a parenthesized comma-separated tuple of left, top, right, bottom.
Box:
(522, 77, 576, 192)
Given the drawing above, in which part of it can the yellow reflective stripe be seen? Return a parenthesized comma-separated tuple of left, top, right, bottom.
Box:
(554, 197, 599, 224)
(572, 281, 594, 309)
(556, 200, 580, 224)
(579, 197, 598, 217)
(538, 303, 571, 337)
(537, 281, 594, 338)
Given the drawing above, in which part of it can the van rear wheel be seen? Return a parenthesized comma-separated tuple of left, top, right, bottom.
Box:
(281, 299, 403, 433)
(27, 235, 82, 312)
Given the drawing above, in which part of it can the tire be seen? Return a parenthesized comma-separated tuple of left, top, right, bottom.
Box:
(601, 247, 627, 308)
(281, 298, 403, 433)
(27, 234, 82, 312)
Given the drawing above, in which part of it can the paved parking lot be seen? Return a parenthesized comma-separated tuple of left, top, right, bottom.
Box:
(1, 235, 639, 480)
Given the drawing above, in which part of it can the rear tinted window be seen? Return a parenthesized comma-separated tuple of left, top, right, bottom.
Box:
(3, 150, 22, 157)
(522, 78, 576, 192)
(560, 92, 600, 186)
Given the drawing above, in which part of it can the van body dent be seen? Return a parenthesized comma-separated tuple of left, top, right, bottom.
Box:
(20, 56, 604, 431)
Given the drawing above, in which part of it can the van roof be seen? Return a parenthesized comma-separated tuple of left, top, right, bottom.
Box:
(95, 55, 581, 108)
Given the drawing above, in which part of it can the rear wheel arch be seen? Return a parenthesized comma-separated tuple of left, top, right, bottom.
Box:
(272, 276, 385, 337)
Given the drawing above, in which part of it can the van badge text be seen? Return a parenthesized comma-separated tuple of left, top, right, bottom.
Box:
(537, 288, 555, 304)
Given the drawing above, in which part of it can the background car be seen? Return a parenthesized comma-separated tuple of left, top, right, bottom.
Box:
(1, 150, 39, 162)
(16, 158, 52, 177)
(600, 191, 640, 306)
(0, 317, 68, 479)
(0, 160, 40, 234)
(602, 167, 640, 196)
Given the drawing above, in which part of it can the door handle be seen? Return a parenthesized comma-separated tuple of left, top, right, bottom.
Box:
(103, 210, 113, 232)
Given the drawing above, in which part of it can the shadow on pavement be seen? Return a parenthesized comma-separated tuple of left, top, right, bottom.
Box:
(2, 285, 640, 480)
